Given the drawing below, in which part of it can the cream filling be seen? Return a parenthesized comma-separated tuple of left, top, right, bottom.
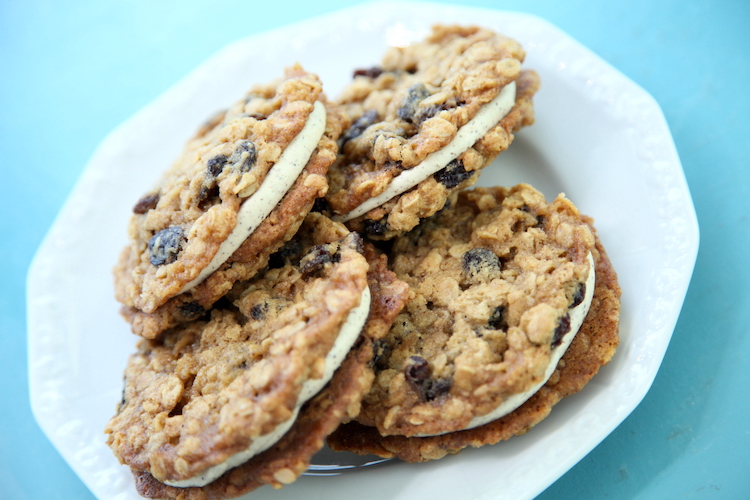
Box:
(180, 101, 327, 294)
(164, 285, 372, 488)
(335, 81, 516, 223)
(417, 252, 596, 437)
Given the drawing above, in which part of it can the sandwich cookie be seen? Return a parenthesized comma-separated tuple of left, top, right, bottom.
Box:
(327, 185, 621, 460)
(325, 25, 540, 239)
(114, 65, 347, 338)
(106, 213, 410, 498)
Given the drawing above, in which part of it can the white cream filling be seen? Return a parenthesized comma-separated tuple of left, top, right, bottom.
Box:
(334, 81, 516, 223)
(180, 101, 327, 294)
(417, 252, 596, 437)
(165, 285, 372, 488)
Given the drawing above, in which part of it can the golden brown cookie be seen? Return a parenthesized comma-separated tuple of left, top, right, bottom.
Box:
(327, 190, 621, 461)
(106, 214, 412, 494)
(346, 185, 598, 437)
(114, 65, 347, 339)
(124, 241, 410, 499)
(325, 25, 539, 239)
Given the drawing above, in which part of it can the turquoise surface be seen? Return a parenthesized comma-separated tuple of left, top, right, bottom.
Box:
(3, 0, 748, 498)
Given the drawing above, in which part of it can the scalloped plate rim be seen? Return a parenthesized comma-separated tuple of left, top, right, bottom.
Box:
(27, 3, 698, 500)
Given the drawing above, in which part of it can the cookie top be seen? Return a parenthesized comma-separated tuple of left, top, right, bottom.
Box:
(106, 214, 372, 486)
(327, 226, 620, 462)
(128, 244, 410, 500)
(114, 64, 344, 318)
(325, 25, 540, 239)
(117, 120, 343, 339)
(353, 184, 597, 437)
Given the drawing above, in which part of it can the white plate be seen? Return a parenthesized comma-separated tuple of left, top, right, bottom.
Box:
(27, 2, 698, 499)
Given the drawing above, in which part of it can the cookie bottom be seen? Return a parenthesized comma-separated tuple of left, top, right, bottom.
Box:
(327, 221, 620, 463)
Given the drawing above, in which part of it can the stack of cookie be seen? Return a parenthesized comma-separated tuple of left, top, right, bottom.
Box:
(106, 25, 620, 499)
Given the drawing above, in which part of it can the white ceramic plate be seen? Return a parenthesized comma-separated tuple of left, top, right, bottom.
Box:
(27, 2, 698, 499)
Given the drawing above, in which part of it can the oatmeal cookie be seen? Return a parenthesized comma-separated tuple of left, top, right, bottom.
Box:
(106, 214, 395, 489)
(325, 25, 540, 239)
(327, 220, 620, 461)
(330, 185, 614, 441)
(114, 65, 346, 338)
(123, 241, 410, 499)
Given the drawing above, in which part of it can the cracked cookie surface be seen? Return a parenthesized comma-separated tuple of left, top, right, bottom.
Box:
(114, 65, 345, 335)
(107, 214, 373, 487)
(325, 25, 540, 239)
(344, 185, 601, 438)
(327, 222, 620, 461)
(126, 241, 410, 499)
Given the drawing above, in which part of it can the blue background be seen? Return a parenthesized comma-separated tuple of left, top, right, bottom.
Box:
(2, 0, 749, 498)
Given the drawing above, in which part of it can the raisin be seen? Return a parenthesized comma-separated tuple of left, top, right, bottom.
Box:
(353, 66, 383, 79)
(228, 140, 257, 173)
(268, 239, 304, 269)
(571, 283, 586, 308)
(404, 356, 431, 385)
(178, 301, 205, 320)
(133, 193, 159, 214)
(199, 153, 231, 208)
(397, 83, 430, 123)
(206, 154, 228, 178)
(197, 184, 220, 210)
(488, 305, 508, 331)
(414, 102, 453, 124)
(148, 226, 185, 266)
(348, 232, 365, 254)
(250, 303, 268, 320)
(433, 159, 474, 188)
(423, 378, 452, 401)
(414, 105, 438, 123)
(552, 313, 572, 347)
(462, 248, 502, 277)
(404, 356, 451, 401)
(299, 244, 340, 275)
(363, 217, 389, 236)
(343, 109, 378, 143)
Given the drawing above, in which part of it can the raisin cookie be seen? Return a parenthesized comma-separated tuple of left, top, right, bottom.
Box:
(325, 25, 540, 239)
(327, 224, 620, 461)
(121, 239, 410, 500)
(106, 214, 409, 496)
(114, 64, 347, 338)
(326, 184, 621, 458)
